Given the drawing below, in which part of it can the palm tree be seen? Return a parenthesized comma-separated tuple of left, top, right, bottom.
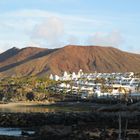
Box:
(107, 86, 113, 104)
(77, 84, 81, 100)
(101, 84, 108, 97)
(69, 79, 73, 95)
(118, 86, 129, 140)
(118, 112, 122, 140)
(136, 82, 140, 92)
(118, 86, 123, 140)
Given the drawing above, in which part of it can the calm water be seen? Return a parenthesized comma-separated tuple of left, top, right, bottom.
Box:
(0, 102, 94, 113)
(0, 128, 35, 136)
(0, 102, 93, 136)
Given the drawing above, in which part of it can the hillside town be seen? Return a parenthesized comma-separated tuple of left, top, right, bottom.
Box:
(49, 70, 140, 100)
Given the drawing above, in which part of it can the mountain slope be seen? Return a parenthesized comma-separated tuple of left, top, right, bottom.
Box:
(0, 45, 140, 77)
(0, 47, 20, 63)
(0, 47, 46, 68)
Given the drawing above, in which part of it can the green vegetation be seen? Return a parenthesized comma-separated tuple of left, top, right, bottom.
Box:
(134, 72, 140, 78)
(0, 76, 58, 102)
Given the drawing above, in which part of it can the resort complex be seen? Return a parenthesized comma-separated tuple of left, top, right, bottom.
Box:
(50, 70, 140, 100)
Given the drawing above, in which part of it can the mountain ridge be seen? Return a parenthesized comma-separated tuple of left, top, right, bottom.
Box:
(0, 45, 140, 77)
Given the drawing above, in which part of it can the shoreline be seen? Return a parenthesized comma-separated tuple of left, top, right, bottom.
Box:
(0, 111, 139, 139)
(0, 101, 54, 107)
(0, 103, 139, 139)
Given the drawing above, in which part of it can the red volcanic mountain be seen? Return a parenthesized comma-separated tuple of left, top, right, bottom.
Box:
(0, 45, 140, 77)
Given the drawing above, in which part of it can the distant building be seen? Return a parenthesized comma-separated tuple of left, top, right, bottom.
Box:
(49, 74, 54, 80)
(54, 75, 60, 81)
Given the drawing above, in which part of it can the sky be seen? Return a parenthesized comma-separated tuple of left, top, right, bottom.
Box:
(0, 0, 140, 53)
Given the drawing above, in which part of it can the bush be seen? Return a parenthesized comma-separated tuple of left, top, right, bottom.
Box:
(26, 92, 35, 101)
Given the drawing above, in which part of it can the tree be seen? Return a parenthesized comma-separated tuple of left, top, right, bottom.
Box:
(26, 92, 34, 101)
(0, 93, 4, 101)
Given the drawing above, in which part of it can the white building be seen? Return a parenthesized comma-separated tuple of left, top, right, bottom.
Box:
(54, 75, 60, 81)
(49, 74, 54, 80)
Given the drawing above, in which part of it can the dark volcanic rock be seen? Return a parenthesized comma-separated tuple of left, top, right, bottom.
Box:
(36, 125, 72, 140)
(0, 112, 139, 140)
(0, 112, 140, 128)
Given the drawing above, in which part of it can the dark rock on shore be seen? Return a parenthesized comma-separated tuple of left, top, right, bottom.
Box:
(0, 112, 140, 128)
(0, 111, 139, 139)
(36, 125, 72, 140)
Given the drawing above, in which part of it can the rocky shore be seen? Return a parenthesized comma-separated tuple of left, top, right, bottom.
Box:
(0, 111, 139, 127)
(0, 111, 139, 139)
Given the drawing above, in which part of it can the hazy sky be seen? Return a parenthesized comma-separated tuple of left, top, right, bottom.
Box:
(0, 0, 140, 53)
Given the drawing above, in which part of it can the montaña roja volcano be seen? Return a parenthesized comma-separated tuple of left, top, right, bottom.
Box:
(0, 45, 140, 77)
